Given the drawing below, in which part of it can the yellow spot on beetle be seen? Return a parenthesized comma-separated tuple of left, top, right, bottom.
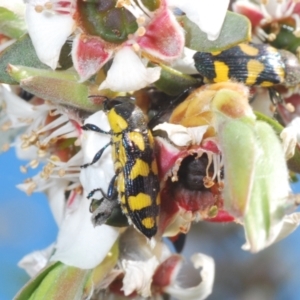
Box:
(156, 194, 161, 205)
(114, 141, 127, 166)
(245, 59, 264, 85)
(128, 193, 152, 211)
(211, 50, 221, 56)
(260, 81, 275, 87)
(148, 132, 154, 146)
(142, 217, 155, 229)
(239, 43, 259, 56)
(121, 194, 126, 204)
(151, 159, 158, 175)
(129, 159, 150, 179)
(108, 109, 128, 133)
(128, 131, 145, 151)
(213, 61, 229, 82)
(274, 65, 285, 82)
(118, 173, 125, 193)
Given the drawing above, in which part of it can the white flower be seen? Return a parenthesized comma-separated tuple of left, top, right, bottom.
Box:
(18, 244, 54, 277)
(99, 47, 161, 93)
(80, 110, 115, 204)
(165, 253, 215, 300)
(50, 192, 121, 269)
(1, 84, 49, 129)
(280, 116, 300, 159)
(117, 227, 215, 299)
(153, 122, 209, 147)
(24, 0, 76, 69)
(168, 0, 230, 40)
(233, 0, 300, 40)
(243, 211, 300, 251)
(122, 257, 159, 297)
(43, 109, 120, 270)
(24, 0, 184, 92)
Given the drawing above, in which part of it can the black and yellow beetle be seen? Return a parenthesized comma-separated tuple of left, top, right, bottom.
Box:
(193, 42, 300, 87)
(81, 98, 160, 239)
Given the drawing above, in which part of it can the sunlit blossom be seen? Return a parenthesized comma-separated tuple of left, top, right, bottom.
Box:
(25, 0, 76, 69)
(98, 46, 161, 92)
(233, 0, 300, 41)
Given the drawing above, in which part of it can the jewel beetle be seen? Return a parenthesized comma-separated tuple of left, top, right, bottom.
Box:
(82, 98, 160, 239)
(194, 42, 300, 87)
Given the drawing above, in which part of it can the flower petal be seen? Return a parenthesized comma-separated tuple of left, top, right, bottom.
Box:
(80, 110, 114, 198)
(137, 4, 184, 60)
(153, 122, 192, 147)
(1, 84, 47, 127)
(162, 206, 193, 237)
(171, 47, 198, 74)
(72, 34, 113, 82)
(280, 126, 298, 159)
(25, 0, 75, 69)
(99, 47, 161, 92)
(152, 255, 183, 289)
(50, 111, 120, 269)
(165, 253, 215, 300)
(122, 256, 159, 297)
(46, 179, 69, 227)
(50, 193, 121, 269)
(232, 0, 265, 28)
(243, 212, 300, 251)
(169, 0, 229, 40)
(18, 244, 54, 277)
(153, 122, 209, 147)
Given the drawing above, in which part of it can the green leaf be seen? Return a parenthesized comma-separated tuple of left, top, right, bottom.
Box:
(7, 65, 103, 112)
(216, 115, 257, 217)
(85, 241, 119, 292)
(0, 35, 49, 84)
(140, 0, 160, 11)
(78, 0, 138, 44)
(153, 64, 200, 96)
(183, 11, 251, 52)
(14, 262, 92, 300)
(14, 262, 59, 300)
(255, 111, 300, 173)
(0, 7, 26, 39)
(243, 121, 288, 252)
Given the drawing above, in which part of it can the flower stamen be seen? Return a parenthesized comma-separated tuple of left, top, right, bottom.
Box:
(1, 120, 12, 131)
(137, 27, 146, 37)
(31, 0, 75, 15)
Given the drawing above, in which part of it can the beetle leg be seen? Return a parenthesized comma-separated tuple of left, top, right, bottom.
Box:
(87, 188, 104, 199)
(89, 197, 104, 213)
(81, 123, 111, 134)
(81, 142, 111, 168)
(87, 173, 119, 201)
(268, 87, 283, 106)
(88, 174, 120, 227)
